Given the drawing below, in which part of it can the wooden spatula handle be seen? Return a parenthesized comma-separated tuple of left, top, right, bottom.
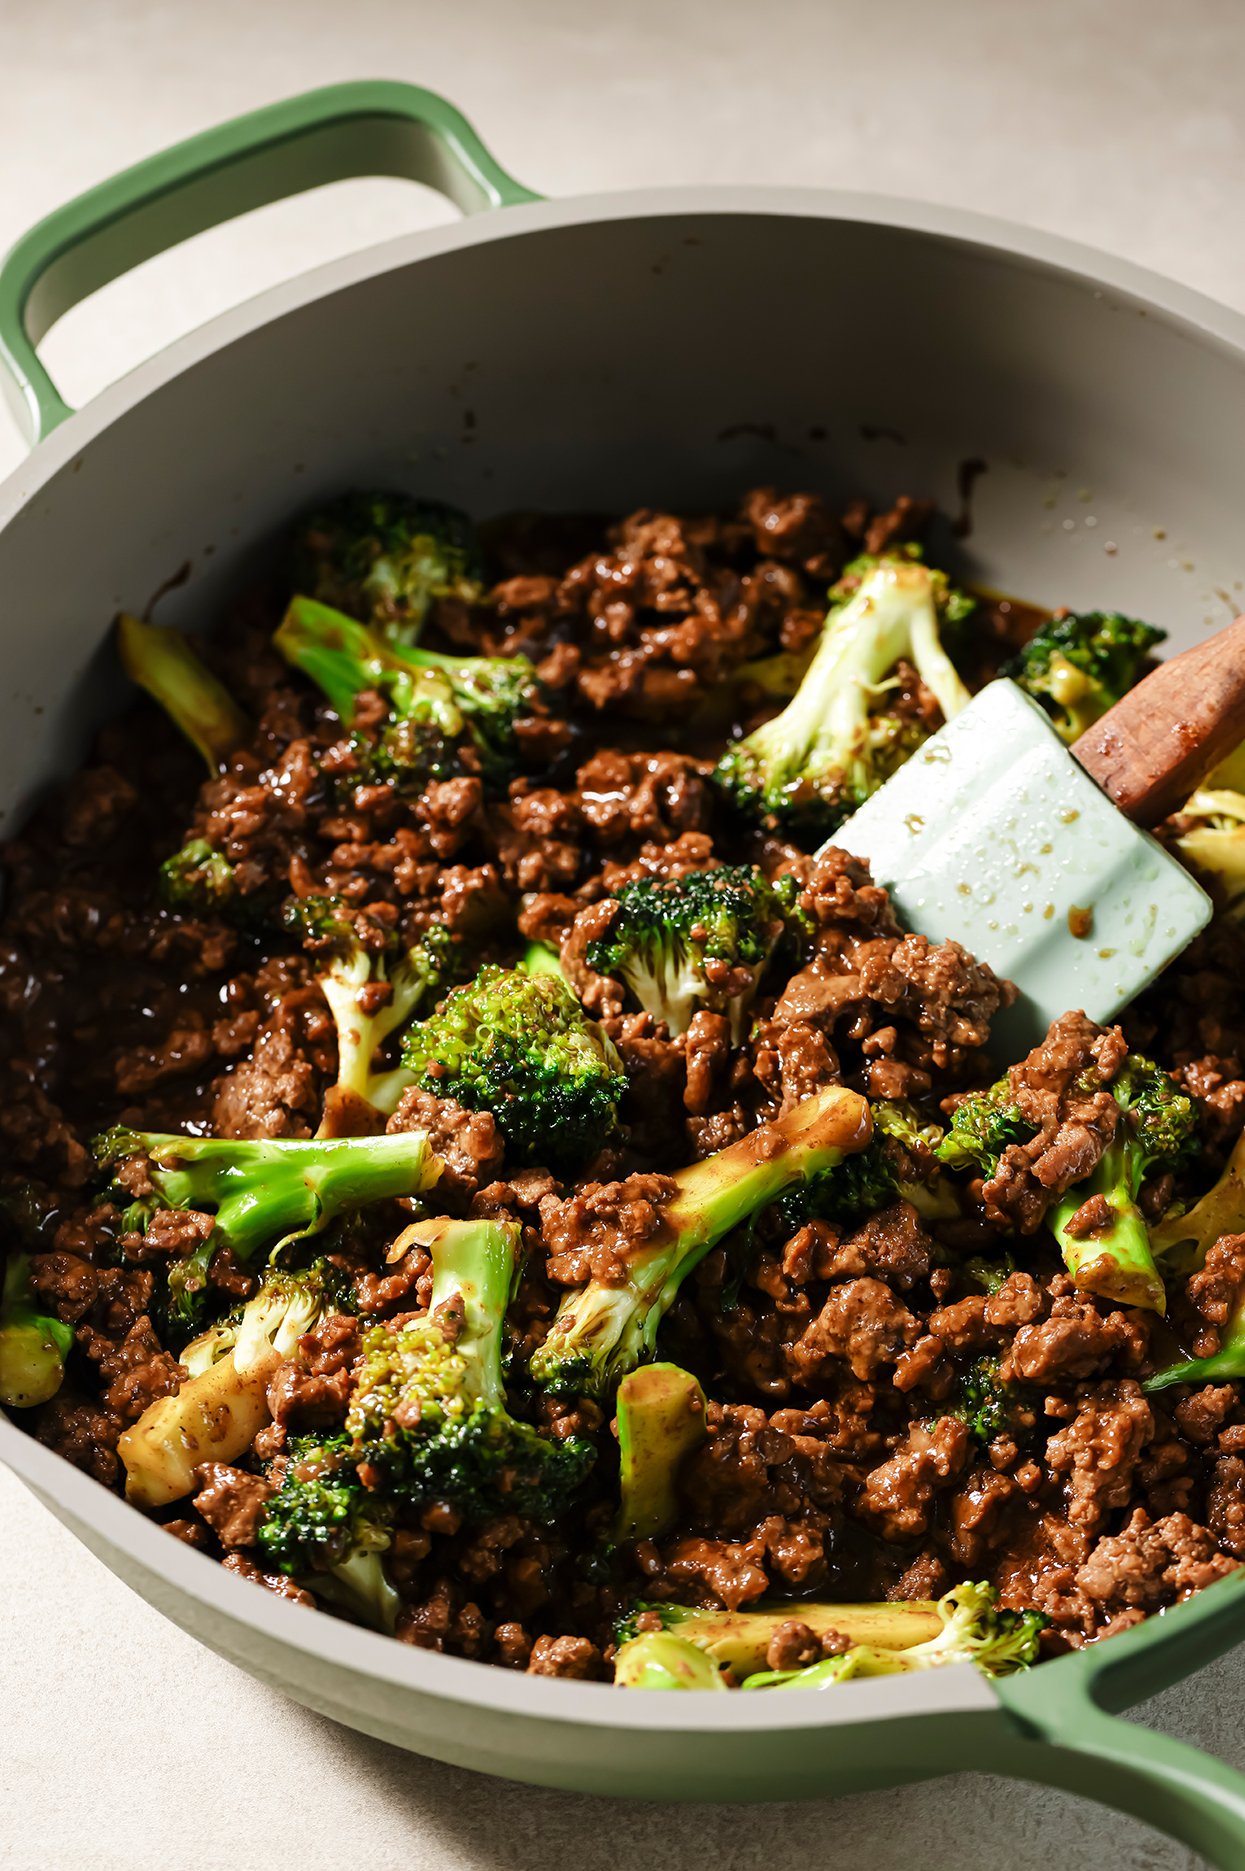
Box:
(1071, 613, 1245, 827)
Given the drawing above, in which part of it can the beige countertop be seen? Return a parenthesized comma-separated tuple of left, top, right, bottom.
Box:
(2, 3, 1244, 1865)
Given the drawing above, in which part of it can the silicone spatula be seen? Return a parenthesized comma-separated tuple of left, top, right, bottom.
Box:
(833, 614, 1245, 1056)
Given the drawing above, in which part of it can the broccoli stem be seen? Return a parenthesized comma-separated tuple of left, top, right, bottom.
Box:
(119, 1271, 339, 1505)
(521, 941, 566, 979)
(274, 599, 437, 729)
(613, 1632, 729, 1691)
(98, 1129, 442, 1265)
(1147, 1288, 1245, 1392)
(621, 1598, 944, 1678)
(0, 1253, 74, 1409)
(411, 1214, 514, 1412)
(614, 1584, 1044, 1689)
(531, 1087, 872, 1399)
(1152, 1127, 1245, 1269)
(119, 1348, 273, 1506)
(116, 613, 250, 775)
(615, 1362, 707, 1542)
(1048, 1138, 1167, 1314)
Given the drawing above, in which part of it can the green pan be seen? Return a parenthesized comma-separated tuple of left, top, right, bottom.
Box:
(2, 80, 1245, 1865)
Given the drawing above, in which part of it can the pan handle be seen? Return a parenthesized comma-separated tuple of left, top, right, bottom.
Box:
(0, 80, 540, 446)
(994, 1648, 1245, 1868)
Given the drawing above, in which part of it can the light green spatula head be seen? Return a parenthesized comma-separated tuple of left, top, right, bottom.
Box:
(833, 679, 1212, 1059)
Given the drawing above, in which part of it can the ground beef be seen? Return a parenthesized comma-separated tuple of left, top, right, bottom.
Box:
(859, 1417, 972, 1542)
(387, 1086, 504, 1201)
(1046, 1382, 1153, 1535)
(1002, 1291, 1149, 1385)
(526, 1634, 604, 1679)
(4, 483, 1245, 1679)
(192, 1464, 274, 1548)
(979, 1013, 1129, 1233)
(791, 1278, 919, 1383)
(1074, 1508, 1237, 1618)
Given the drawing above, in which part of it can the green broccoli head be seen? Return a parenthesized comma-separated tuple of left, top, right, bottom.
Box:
(585, 866, 803, 1042)
(714, 552, 973, 839)
(274, 598, 537, 786)
(159, 837, 274, 931)
(937, 1075, 1033, 1178)
(1003, 610, 1164, 743)
(345, 1217, 593, 1522)
(160, 839, 236, 913)
(776, 1099, 952, 1234)
(257, 1433, 400, 1631)
(400, 964, 625, 1168)
(1110, 1052, 1199, 1172)
(1045, 1052, 1196, 1315)
(293, 491, 484, 643)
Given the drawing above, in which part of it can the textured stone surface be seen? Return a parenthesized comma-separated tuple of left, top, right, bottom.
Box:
(2, 2, 1244, 1865)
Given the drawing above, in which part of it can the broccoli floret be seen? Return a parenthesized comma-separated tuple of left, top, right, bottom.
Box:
(615, 1362, 707, 1542)
(739, 1584, 1045, 1689)
(94, 1126, 442, 1332)
(1046, 1054, 1196, 1316)
(781, 1099, 958, 1232)
(0, 1250, 74, 1409)
(274, 597, 537, 785)
(158, 837, 275, 933)
(117, 612, 250, 775)
(521, 940, 566, 979)
(959, 1253, 1019, 1295)
(612, 1584, 1044, 1689)
(941, 1053, 1194, 1315)
(584, 866, 803, 1043)
(257, 1434, 400, 1631)
(614, 1595, 945, 1675)
(1152, 1127, 1245, 1270)
(531, 1085, 872, 1401)
(283, 895, 460, 1131)
(400, 964, 624, 1169)
(118, 1263, 346, 1506)
(344, 1216, 593, 1522)
(293, 492, 484, 644)
(1003, 610, 1164, 744)
(160, 839, 237, 913)
(953, 1355, 1037, 1448)
(713, 554, 973, 839)
(937, 1075, 1032, 1177)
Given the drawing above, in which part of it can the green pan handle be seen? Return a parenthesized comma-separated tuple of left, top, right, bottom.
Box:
(995, 1641, 1245, 1868)
(0, 79, 540, 447)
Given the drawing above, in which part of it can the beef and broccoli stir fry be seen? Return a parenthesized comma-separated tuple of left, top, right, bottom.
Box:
(3, 484, 1245, 1693)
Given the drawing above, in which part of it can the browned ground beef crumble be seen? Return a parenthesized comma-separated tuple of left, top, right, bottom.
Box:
(2, 485, 1243, 1680)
